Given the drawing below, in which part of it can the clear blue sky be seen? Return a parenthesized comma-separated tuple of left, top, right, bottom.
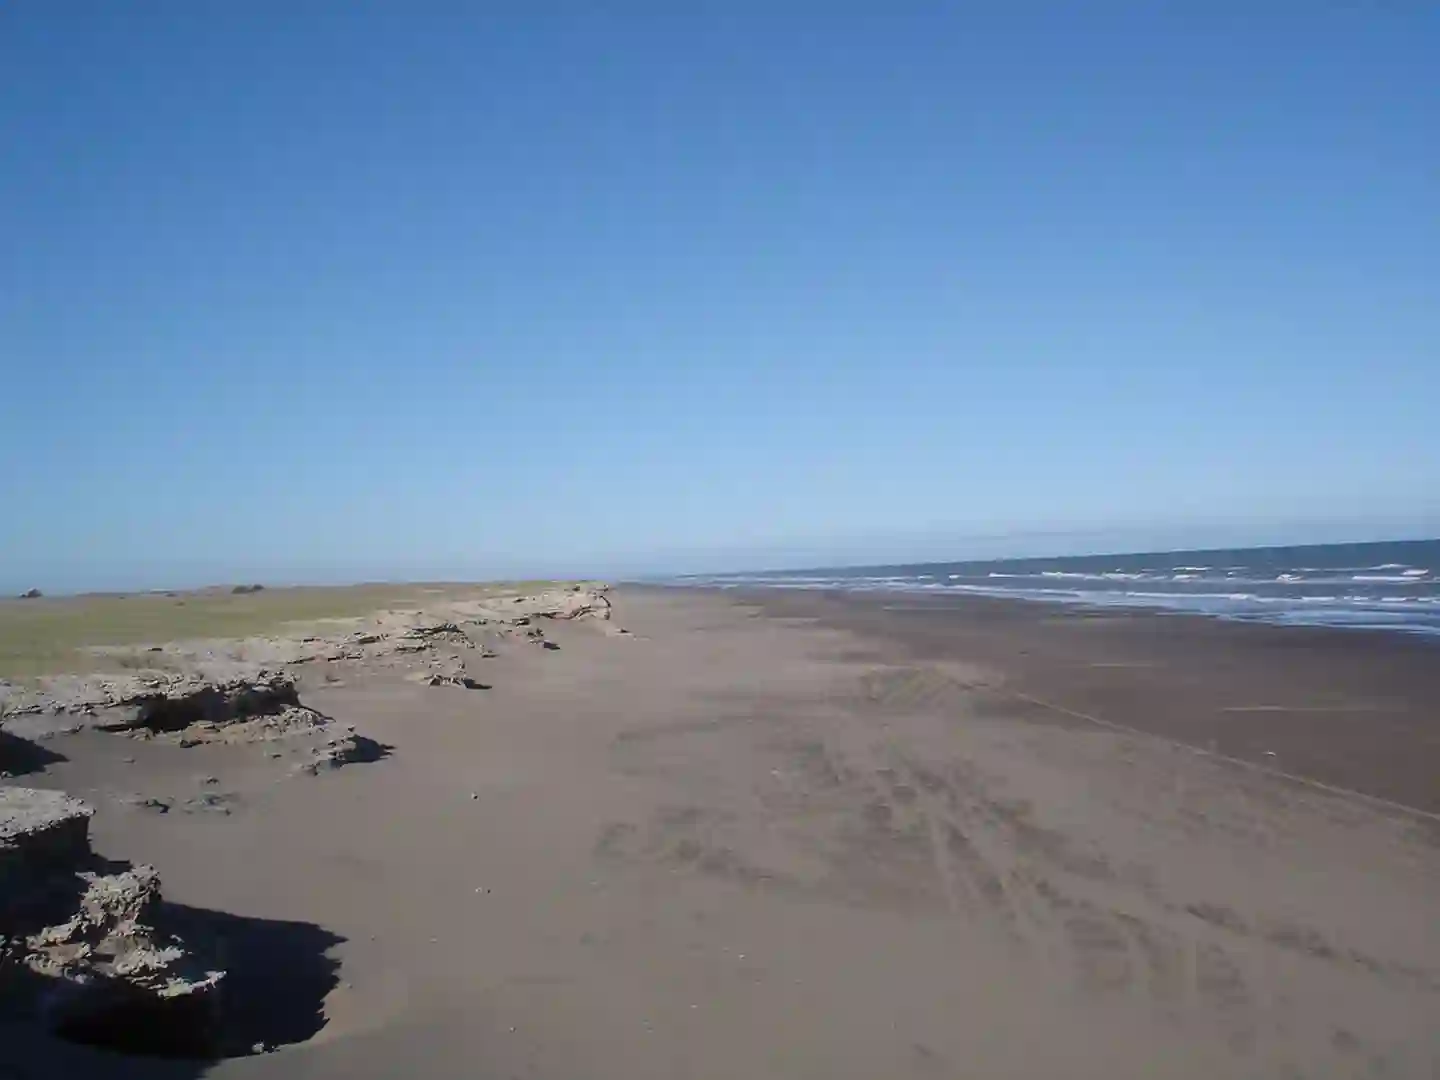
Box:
(3, 5, 1437, 591)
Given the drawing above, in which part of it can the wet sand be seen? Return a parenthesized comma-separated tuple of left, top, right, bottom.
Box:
(733, 588, 1440, 814)
(4, 586, 1438, 1078)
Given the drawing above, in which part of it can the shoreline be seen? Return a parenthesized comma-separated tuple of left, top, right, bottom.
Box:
(650, 580, 1440, 642)
(659, 536, 1440, 639)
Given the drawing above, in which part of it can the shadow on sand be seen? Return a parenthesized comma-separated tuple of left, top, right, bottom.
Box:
(347, 735, 395, 766)
(0, 730, 66, 778)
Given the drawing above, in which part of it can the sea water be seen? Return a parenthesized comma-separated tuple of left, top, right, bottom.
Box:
(674, 539, 1440, 638)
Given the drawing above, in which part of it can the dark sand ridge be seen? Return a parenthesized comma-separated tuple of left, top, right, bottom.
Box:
(3, 585, 1438, 1078)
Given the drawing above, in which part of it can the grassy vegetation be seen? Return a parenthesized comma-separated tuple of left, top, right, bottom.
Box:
(0, 582, 568, 681)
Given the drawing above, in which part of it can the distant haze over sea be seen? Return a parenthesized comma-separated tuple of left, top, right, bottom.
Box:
(674, 539, 1440, 638)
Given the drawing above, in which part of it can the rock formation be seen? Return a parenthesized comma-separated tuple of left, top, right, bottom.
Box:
(1, 787, 224, 1056)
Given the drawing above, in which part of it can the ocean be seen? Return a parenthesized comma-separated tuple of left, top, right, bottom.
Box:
(674, 539, 1440, 638)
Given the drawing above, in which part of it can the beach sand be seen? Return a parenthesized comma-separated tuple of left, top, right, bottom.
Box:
(3, 586, 1438, 1078)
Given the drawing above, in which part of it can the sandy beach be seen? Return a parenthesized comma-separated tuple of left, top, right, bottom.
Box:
(4, 584, 1438, 1078)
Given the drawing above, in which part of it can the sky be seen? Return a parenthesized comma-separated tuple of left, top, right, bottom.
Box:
(2, 5, 1437, 591)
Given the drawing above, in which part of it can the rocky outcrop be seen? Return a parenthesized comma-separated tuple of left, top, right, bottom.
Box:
(409, 667, 489, 690)
(1, 587, 620, 758)
(2, 670, 300, 727)
(2, 673, 383, 790)
(1, 788, 93, 881)
(401, 621, 466, 640)
(296, 731, 389, 775)
(0, 788, 224, 1056)
(538, 588, 613, 621)
(96, 672, 303, 734)
(0, 588, 615, 723)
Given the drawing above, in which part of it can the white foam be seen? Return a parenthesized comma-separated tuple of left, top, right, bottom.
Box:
(676, 549, 1440, 637)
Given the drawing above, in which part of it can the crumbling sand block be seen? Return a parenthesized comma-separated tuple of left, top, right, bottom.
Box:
(0, 787, 94, 877)
(99, 672, 302, 733)
(0, 788, 225, 1055)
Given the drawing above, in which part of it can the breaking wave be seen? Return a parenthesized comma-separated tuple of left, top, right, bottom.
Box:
(670, 540, 1440, 638)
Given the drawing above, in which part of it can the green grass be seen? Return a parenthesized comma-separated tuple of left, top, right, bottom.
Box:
(0, 581, 571, 681)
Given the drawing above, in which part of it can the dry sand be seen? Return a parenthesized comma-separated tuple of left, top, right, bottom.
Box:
(3, 586, 1438, 1078)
